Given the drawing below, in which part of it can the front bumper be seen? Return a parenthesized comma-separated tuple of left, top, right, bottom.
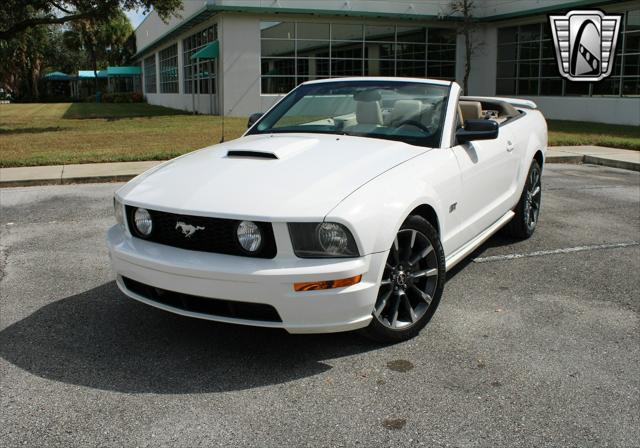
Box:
(106, 224, 387, 333)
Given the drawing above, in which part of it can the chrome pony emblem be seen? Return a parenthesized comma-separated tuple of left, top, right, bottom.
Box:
(549, 10, 622, 82)
(175, 221, 205, 238)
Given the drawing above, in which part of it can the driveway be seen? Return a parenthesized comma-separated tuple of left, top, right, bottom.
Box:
(1, 163, 638, 447)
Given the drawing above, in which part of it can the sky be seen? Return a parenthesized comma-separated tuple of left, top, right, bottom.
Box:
(125, 9, 148, 28)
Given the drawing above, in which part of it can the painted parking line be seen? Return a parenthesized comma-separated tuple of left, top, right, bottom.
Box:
(473, 241, 640, 263)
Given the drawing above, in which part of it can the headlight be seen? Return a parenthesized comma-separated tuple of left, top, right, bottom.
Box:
(133, 208, 153, 237)
(288, 222, 359, 258)
(237, 220, 262, 252)
(318, 223, 350, 253)
(113, 197, 124, 226)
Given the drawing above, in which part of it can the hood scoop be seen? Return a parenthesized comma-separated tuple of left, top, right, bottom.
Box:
(226, 150, 278, 159)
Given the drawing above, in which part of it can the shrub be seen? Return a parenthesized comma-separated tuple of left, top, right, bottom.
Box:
(84, 92, 145, 103)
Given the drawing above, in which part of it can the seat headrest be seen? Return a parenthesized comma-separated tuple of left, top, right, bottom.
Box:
(356, 101, 383, 125)
(459, 101, 483, 121)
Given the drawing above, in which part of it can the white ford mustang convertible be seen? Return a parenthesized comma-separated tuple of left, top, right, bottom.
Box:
(107, 77, 546, 342)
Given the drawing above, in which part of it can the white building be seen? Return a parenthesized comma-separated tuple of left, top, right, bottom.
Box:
(134, 0, 640, 125)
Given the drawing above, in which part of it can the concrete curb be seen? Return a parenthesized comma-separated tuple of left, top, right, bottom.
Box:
(0, 161, 162, 188)
(546, 154, 640, 172)
(583, 155, 640, 172)
(0, 175, 140, 188)
(1, 149, 637, 188)
(545, 155, 583, 164)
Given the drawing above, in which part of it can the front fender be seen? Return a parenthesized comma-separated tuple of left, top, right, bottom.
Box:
(325, 148, 460, 257)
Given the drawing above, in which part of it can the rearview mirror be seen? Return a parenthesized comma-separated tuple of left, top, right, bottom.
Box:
(247, 112, 264, 129)
(456, 119, 499, 144)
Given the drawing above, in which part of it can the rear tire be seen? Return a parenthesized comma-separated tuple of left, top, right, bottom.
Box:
(504, 159, 542, 240)
(361, 215, 446, 343)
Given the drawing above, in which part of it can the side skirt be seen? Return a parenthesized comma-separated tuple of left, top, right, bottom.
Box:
(445, 210, 515, 271)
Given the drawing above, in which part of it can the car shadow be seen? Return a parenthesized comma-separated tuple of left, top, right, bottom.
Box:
(0, 282, 382, 394)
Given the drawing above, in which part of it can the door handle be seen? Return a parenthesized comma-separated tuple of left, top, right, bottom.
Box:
(506, 140, 515, 152)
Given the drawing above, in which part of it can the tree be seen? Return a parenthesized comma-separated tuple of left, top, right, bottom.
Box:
(0, 10, 132, 99)
(0, 25, 65, 99)
(0, 0, 182, 40)
(63, 11, 134, 91)
(449, 0, 480, 95)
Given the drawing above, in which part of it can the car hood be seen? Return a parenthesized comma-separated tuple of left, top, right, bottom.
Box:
(118, 133, 428, 220)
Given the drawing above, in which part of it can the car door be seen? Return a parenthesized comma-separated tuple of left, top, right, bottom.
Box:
(449, 115, 519, 243)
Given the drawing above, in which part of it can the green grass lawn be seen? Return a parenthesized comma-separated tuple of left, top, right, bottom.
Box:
(1, 103, 638, 168)
(0, 103, 247, 168)
(547, 120, 640, 151)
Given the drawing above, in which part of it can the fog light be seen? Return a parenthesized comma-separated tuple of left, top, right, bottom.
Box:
(134, 208, 153, 236)
(237, 220, 262, 252)
(294, 274, 362, 292)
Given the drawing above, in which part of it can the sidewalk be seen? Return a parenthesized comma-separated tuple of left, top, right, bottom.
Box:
(0, 161, 162, 188)
(545, 146, 640, 171)
(1, 146, 638, 188)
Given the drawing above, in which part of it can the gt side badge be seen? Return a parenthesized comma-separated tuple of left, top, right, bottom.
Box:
(549, 10, 622, 82)
(449, 203, 457, 213)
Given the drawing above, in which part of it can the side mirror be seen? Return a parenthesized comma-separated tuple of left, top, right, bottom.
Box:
(456, 119, 499, 144)
(247, 112, 264, 129)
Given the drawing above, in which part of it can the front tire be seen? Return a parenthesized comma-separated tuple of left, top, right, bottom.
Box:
(362, 215, 446, 343)
(505, 159, 542, 239)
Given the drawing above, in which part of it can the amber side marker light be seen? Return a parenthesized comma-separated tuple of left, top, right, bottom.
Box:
(294, 274, 363, 292)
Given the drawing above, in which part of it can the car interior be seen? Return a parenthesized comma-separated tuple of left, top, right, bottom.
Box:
(335, 94, 446, 136)
(337, 95, 522, 134)
(457, 97, 521, 126)
(253, 84, 524, 148)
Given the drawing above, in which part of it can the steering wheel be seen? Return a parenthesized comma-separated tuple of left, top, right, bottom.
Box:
(392, 119, 431, 135)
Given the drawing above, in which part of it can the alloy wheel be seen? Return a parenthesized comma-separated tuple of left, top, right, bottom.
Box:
(524, 166, 541, 230)
(374, 229, 439, 329)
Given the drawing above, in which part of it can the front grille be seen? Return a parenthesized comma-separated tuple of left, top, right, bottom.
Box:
(125, 206, 277, 258)
(122, 277, 282, 322)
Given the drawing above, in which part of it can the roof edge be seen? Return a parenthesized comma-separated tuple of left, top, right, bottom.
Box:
(132, 0, 627, 59)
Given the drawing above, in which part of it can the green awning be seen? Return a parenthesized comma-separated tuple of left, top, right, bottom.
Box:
(191, 41, 219, 60)
(106, 66, 142, 76)
(78, 70, 108, 79)
(43, 71, 71, 81)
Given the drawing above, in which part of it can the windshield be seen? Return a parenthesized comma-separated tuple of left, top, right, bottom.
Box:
(247, 80, 450, 148)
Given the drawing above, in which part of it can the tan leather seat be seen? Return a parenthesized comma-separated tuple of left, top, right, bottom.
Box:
(347, 100, 383, 133)
(459, 100, 483, 121)
(388, 99, 423, 126)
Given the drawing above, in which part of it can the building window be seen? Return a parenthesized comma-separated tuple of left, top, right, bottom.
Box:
(496, 24, 545, 96)
(497, 8, 640, 97)
(260, 22, 456, 94)
(143, 55, 156, 94)
(183, 25, 217, 94)
(621, 9, 640, 96)
(159, 44, 178, 93)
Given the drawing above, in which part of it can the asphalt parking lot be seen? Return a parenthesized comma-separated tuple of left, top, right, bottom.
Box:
(1, 163, 639, 447)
